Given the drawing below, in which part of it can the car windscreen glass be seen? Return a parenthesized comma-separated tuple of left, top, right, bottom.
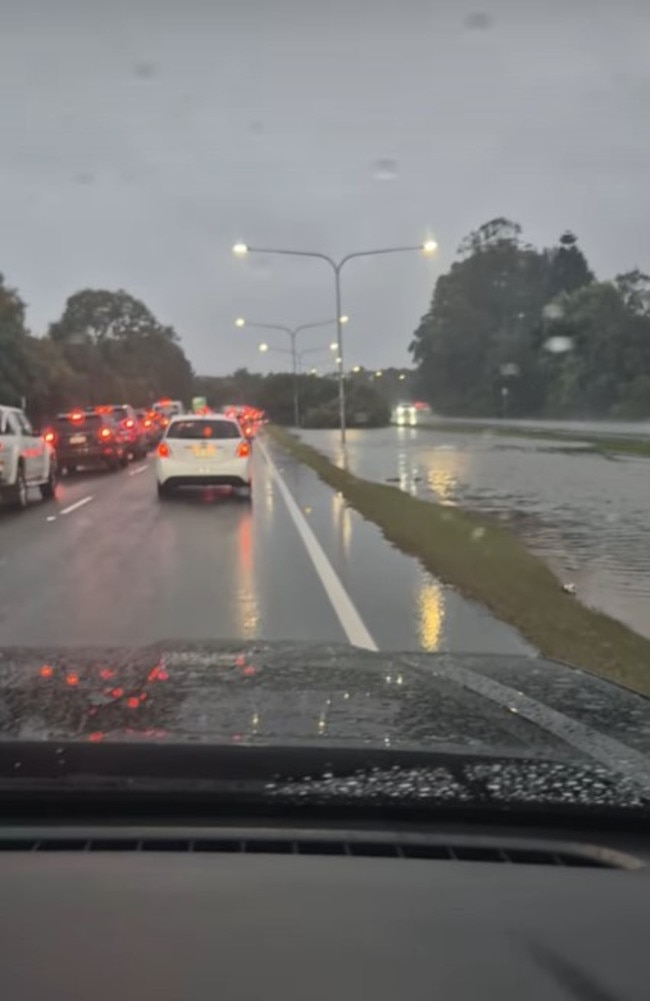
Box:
(55, 415, 102, 430)
(166, 420, 240, 440)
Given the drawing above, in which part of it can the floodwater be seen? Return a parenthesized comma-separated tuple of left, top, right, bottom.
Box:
(301, 426, 650, 641)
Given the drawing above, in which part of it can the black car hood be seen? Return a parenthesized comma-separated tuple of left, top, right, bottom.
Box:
(0, 642, 647, 755)
(0, 642, 648, 810)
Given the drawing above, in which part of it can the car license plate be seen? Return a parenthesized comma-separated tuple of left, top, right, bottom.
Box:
(191, 444, 217, 457)
(69, 435, 86, 445)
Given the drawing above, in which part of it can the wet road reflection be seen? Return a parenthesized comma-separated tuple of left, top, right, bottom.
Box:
(302, 427, 650, 640)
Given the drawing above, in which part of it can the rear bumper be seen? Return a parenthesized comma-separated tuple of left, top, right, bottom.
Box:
(160, 474, 250, 488)
(57, 446, 121, 464)
(156, 456, 251, 487)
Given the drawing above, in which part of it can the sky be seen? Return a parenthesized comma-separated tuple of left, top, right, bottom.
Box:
(2, 0, 650, 375)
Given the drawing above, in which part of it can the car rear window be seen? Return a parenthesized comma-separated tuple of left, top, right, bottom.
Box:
(55, 414, 102, 430)
(166, 419, 240, 440)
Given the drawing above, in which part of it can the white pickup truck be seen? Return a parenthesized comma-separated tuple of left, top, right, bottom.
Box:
(0, 405, 57, 509)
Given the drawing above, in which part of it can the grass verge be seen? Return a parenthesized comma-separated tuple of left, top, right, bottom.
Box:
(269, 426, 650, 695)
(415, 420, 650, 459)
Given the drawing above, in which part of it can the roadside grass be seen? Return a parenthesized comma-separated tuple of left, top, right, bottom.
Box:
(269, 426, 650, 695)
(414, 420, 650, 459)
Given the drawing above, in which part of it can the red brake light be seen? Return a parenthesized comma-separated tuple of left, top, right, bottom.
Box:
(158, 442, 170, 458)
(69, 410, 84, 423)
(98, 426, 113, 440)
(236, 440, 251, 458)
(143, 419, 152, 428)
(43, 429, 56, 444)
(124, 418, 135, 428)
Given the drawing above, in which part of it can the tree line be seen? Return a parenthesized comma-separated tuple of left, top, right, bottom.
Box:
(410, 219, 650, 418)
(0, 277, 389, 427)
(0, 281, 195, 425)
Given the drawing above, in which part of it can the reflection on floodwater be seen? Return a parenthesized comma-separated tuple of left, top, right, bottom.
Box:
(417, 578, 445, 651)
(302, 427, 650, 641)
(332, 490, 352, 558)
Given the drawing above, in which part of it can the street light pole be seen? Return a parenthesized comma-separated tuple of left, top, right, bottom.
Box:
(235, 317, 339, 428)
(233, 241, 437, 444)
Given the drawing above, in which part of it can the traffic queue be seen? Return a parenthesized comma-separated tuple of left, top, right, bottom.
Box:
(0, 396, 266, 511)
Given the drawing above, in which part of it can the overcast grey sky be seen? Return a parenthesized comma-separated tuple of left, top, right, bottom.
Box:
(2, 0, 649, 374)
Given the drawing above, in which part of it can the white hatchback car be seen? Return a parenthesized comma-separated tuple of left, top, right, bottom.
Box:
(155, 414, 252, 500)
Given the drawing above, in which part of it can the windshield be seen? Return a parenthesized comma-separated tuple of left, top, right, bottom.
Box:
(166, 419, 240, 439)
(0, 1, 649, 814)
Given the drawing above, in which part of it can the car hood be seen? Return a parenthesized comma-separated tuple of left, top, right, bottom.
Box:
(0, 641, 645, 752)
(0, 642, 648, 809)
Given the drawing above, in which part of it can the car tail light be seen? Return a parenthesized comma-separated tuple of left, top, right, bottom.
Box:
(124, 418, 135, 428)
(98, 426, 113, 441)
(43, 429, 56, 445)
(158, 442, 170, 458)
(236, 440, 251, 458)
(69, 410, 84, 423)
(143, 418, 152, 428)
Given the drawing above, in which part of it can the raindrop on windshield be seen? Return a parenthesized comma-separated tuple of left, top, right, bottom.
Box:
(544, 336, 573, 354)
(464, 12, 493, 31)
(373, 158, 398, 181)
(543, 302, 565, 321)
(133, 61, 157, 80)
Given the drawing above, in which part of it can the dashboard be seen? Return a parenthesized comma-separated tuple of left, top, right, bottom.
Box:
(0, 820, 647, 1000)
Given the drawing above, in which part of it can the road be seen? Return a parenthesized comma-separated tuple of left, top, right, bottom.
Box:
(0, 436, 531, 656)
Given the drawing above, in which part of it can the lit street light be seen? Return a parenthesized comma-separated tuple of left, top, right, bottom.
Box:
(235, 317, 339, 426)
(233, 239, 437, 443)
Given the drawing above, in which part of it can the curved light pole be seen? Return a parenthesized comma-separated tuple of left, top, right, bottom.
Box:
(235, 317, 342, 427)
(233, 240, 437, 443)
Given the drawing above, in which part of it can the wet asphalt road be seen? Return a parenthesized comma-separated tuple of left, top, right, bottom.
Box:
(0, 437, 531, 656)
(302, 426, 650, 640)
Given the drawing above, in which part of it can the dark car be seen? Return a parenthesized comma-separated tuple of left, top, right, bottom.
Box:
(135, 408, 162, 448)
(90, 405, 148, 460)
(46, 411, 128, 474)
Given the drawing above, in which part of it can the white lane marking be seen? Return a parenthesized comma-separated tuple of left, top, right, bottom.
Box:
(406, 657, 650, 794)
(46, 515, 57, 522)
(258, 439, 377, 651)
(129, 465, 148, 476)
(59, 495, 93, 516)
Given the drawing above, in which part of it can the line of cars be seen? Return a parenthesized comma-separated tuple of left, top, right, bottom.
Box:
(0, 399, 183, 512)
(43, 405, 166, 476)
(1, 397, 266, 511)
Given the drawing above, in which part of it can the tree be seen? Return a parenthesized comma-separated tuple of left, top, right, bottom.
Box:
(0, 275, 32, 407)
(411, 222, 601, 417)
(47, 288, 194, 407)
(50, 289, 177, 345)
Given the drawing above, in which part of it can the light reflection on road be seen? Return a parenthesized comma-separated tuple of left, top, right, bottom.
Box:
(235, 511, 259, 638)
(417, 578, 445, 651)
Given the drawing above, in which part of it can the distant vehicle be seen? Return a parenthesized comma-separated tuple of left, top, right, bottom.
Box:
(135, 409, 162, 448)
(0, 404, 57, 509)
(152, 399, 185, 423)
(191, 396, 209, 414)
(155, 415, 252, 501)
(91, 405, 148, 460)
(47, 411, 128, 474)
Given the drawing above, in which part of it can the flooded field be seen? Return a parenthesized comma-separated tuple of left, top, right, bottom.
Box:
(301, 426, 650, 640)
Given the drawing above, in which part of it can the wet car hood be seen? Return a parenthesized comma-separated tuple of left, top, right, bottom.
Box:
(0, 642, 648, 809)
(0, 641, 646, 753)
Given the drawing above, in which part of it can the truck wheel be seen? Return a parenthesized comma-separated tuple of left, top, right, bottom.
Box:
(40, 463, 57, 500)
(12, 466, 28, 510)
